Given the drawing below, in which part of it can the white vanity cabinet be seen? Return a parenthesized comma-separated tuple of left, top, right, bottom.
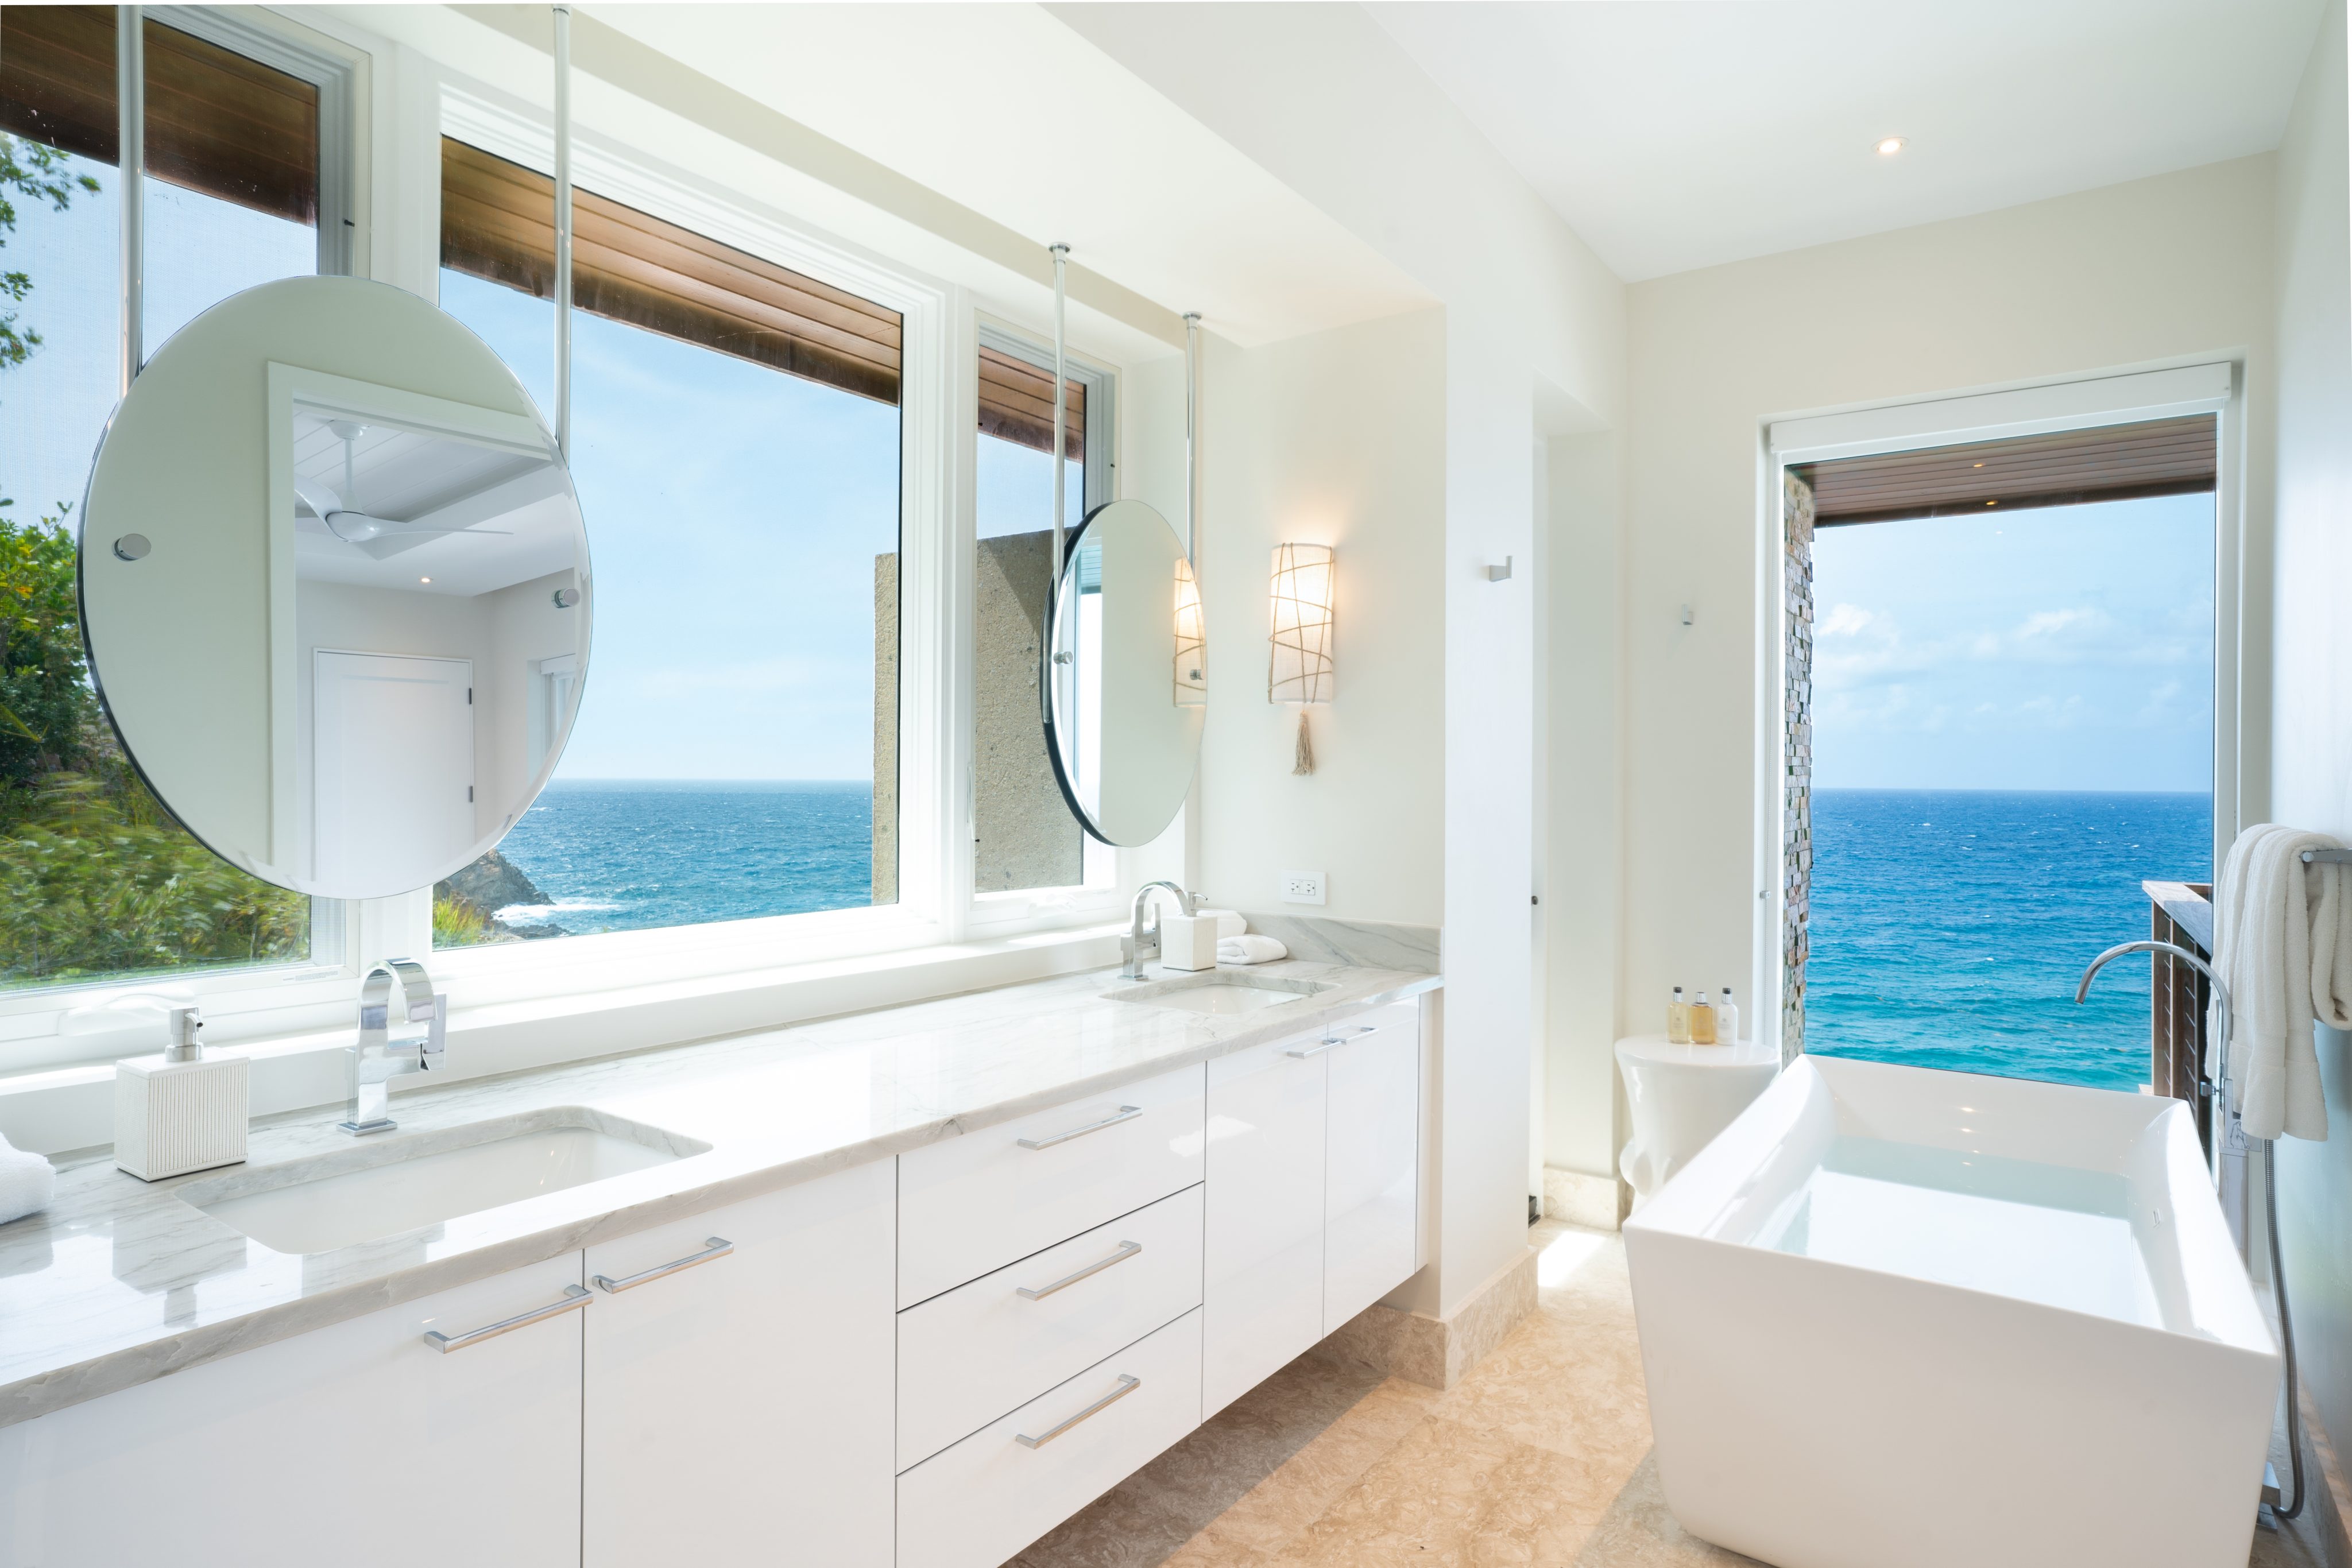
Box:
(1202, 1000, 1426, 1416)
(0, 1252, 587, 1568)
(582, 1160, 896, 1568)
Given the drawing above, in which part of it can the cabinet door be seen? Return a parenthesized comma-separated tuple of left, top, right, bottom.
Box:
(1202, 1036, 1326, 1418)
(1324, 1004, 1422, 1332)
(0, 1252, 585, 1568)
(582, 1160, 895, 1568)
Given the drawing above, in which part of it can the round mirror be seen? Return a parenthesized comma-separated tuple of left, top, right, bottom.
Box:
(79, 274, 590, 900)
(1043, 499, 1205, 845)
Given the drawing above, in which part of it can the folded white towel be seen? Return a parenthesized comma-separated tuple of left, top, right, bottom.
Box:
(0, 1133, 55, 1226)
(2215, 824, 2343, 1141)
(1218, 934, 1288, 966)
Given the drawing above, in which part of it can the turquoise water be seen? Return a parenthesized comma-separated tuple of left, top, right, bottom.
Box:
(493, 781, 877, 936)
(1805, 789, 2212, 1091)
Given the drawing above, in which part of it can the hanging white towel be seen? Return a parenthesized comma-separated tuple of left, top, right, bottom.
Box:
(0, 1132, 55, 1226)
(1218, 935, 1289, 966)
(2215, 824, 2343, 1141)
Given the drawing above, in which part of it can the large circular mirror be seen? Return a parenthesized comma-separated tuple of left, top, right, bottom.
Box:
(1043, 499, 1205, 845)
(79, 274, 590, 900)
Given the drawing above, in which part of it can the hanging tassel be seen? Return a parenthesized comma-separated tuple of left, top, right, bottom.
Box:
(1293, 707, 1316, 776)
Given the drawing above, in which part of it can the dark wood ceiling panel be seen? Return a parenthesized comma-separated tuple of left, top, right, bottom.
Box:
(441, 137, 902, 406)
(0, 6, 319, 227)
(977, 344, 1085, 460)
(1794, 415, 2216, 526)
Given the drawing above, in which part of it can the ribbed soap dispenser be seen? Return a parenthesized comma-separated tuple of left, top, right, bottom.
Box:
(115, 1005, 249, 1181)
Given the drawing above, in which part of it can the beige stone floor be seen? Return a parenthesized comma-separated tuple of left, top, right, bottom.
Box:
(1011, 1219, 2335, 1568)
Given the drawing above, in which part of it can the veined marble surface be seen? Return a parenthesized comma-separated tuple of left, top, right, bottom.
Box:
(0, 959, 1437, 1430)
(1230, 913, 1441, 972)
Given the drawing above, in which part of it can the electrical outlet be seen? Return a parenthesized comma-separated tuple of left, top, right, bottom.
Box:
(1280, 869, 1326, 905)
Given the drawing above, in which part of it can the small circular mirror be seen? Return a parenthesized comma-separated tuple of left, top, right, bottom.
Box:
(79, 274, 591, 900)
(1043, 499, 1204, 845)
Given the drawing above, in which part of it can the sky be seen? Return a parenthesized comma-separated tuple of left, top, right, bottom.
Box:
(1808, 493, 2215, 793)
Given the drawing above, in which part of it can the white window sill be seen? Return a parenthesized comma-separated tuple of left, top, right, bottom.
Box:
(0, 923, 1124, 1156)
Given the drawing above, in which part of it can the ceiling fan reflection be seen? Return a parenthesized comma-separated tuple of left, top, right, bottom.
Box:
(295, 420, 513, 560)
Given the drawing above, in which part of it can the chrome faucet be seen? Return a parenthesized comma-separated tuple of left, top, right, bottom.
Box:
(2075, 939, 2234, 1174)
(1120, 881, 1200, 981)
(339, 958, 446, 1136)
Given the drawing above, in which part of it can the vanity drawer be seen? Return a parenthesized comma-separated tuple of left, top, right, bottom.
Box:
(896, 1308, 1204, 1568)
(898, 1183, 1203, 1470)
(898, 1063, 1206, 1308)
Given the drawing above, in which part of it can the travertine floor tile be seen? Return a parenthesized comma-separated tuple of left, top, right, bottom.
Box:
(1268, 1415, 1594, 1568)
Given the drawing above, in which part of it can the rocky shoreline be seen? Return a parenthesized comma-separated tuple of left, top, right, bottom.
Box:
(435, 850, 568, 941)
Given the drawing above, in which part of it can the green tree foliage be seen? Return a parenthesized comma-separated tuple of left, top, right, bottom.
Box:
(0, 136, 309, 986)
(0, 134, 100, 371)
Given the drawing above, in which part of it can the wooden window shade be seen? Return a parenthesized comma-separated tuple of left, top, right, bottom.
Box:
(0, 6, 319, 227)
(440, 137, 902, 406)
(978, 344, 1085, 460)
(1793, 415, 2216, 527)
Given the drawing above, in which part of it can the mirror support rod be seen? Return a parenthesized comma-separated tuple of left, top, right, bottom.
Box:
(117, 5, 143, 392)
(1049, 242, 1070, 587)
(552, 5, 574, 458)
(1183, 312, 1201, 572)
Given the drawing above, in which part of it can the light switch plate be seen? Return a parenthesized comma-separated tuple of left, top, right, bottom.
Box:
(1280, 869, 1326, 905)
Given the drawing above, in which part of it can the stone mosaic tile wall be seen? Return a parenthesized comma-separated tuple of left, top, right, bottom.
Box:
(1782, 470, 1816, 1064)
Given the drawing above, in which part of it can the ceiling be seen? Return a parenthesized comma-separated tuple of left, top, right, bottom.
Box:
(1370, 0, 2326, 282)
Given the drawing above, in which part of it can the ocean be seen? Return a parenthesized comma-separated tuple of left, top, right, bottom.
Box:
(492, 780, 878, 936)
(1805, 789, 2213, 1091)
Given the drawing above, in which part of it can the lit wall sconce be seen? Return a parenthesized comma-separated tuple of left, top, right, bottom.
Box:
(1270, 543, 1334, 775)
(1174, 559, 1205, 706)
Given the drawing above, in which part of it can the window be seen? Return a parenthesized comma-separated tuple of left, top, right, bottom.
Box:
(0, 6, 342, 989)
(972, 331, 1110, 894)
(431, 140, 904, 946)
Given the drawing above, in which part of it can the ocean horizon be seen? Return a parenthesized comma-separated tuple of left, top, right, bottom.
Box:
(1805, 787, 2212, 1092)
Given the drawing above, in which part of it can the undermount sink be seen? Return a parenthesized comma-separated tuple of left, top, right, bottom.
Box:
(1109, 973, 1338, 1015)
(177, 1107, 709, 1255)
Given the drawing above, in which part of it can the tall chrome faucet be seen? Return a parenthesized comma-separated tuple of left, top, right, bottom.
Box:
(339, 958, 446, 1135)
(2075, 939, 2234, 1180)
(1121, 881, 1199, 981)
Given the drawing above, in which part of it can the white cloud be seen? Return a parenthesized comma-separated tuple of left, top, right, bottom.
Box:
(1819, 602, 1874, 637)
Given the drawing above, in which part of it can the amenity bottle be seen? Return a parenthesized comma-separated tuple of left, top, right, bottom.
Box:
(1717, 987, 1739, 1046)
(1690, 990, 1717, 1045)
(1667, 986, 1690, 1044)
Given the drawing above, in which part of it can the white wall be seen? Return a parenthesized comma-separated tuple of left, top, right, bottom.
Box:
(2265, 0, 2352, 1497)
(1060, 1, 1630, 1317)
(1617, 156, 2280, 1168)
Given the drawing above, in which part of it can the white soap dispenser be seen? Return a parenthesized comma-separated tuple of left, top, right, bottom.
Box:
(1717, 986, 1740, 1047)
(115, 1005, 249, 1181)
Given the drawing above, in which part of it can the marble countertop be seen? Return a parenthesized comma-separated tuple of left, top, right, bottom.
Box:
(0, 958, 1437, 1429)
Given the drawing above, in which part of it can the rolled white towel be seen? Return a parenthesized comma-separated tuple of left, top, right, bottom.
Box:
(0, 1133, 55, 1226)
(1218, 934, 1288, 966)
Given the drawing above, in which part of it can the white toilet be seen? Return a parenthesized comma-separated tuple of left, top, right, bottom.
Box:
(1614, 1035, 1781, 1209)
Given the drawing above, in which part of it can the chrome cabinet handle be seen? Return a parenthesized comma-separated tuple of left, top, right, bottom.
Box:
(1015, 1374, 1141, 1449)
(592, 1236, 733, 1294)
(1016, 1240, 1142, 1300)
(1287, 1023, 1378, 1059)
(1018, 1105, 1142, 1150)
(423, 1283, 590, 1353)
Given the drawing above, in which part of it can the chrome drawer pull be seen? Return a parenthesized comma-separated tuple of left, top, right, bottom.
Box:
(1016, 1240, 1142, 1300)
(423, 1283, 590, 1353)
(1018, 1105, 1142, 1150)
(1015, 1374, 1142, 1449)
(1287, 1023, 1378, 1059)
(592, 1236, 733, 1294)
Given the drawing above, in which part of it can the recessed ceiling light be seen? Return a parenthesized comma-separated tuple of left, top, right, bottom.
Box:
(420, 576, 432, 583)
(1877, 136, 1907, 157)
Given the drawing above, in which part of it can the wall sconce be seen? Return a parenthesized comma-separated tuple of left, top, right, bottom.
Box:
(1174, 559, 1205, 706)
(1270, 543, 1334, 775)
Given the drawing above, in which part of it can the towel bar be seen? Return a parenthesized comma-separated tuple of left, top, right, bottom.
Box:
(2301, 849, 2352, 865)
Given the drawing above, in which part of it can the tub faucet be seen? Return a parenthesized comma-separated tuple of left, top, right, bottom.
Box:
(2075, 939, 2235, 1188)
(1121, 881, 1199, 981)
(339, 958, 446, 1136)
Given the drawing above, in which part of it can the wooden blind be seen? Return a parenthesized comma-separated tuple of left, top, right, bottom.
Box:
(1794, 415, 2216, 527)
(440, 137, 902, 406)
(0, 6, 319, 227)
(978, 344, 1085, 460)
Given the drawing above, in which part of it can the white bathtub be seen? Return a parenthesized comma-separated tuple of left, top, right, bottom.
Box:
(1623, 1054, 2279, 1568)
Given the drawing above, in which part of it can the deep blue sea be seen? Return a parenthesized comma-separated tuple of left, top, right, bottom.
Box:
(492, 781, 877, 936)
(1805, 789, 2212, 1091)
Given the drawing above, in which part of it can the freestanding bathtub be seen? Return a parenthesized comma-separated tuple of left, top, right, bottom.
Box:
(1623, 1054, 2279, 1568)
